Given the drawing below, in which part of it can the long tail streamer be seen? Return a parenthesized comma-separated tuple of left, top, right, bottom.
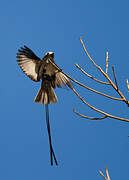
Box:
(45, 104, 58, 165)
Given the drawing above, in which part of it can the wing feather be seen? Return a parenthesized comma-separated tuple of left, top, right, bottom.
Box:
(55, 72, 72, 88)
(16, 46, 42, 82)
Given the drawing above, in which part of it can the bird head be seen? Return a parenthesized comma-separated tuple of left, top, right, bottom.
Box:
(44, 52, 54, 58)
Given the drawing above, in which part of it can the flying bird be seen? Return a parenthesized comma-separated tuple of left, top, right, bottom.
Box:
(16, 45, 72, 165)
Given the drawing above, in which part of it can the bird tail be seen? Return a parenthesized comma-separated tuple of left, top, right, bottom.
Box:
(34, 84, 58, 104)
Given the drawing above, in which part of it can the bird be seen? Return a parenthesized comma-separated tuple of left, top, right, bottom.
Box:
(16, 45, 72, 166)
(16, 46, 72, 104)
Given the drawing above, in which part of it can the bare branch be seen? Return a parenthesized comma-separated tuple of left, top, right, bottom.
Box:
(73, 109, 107, 120)
(98, 168, 111, 180)
(80, 37, 129, 106)
(127, 79, 129, 93)
(65, 73, 122, 101)
(75, 63, 110, 85)
(98, 170, 107, 180)
(48, 58, 123, 102)
(112, 66, 119, 90)
(80, 37, 98, 67)
(106, 51, 108, 74)
(71, 87, 129, 122)
(48, 57, 129, 122)
(105, 168, 111, 180)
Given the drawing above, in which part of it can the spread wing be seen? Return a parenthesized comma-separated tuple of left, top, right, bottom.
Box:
(55, 72, 72, 88)
(16, 45, 42, 82)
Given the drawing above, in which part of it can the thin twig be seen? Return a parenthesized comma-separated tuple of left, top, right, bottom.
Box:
(48, 59, 123, 102)
(98, 170, 107, 180)
(126, 79, 129, 93)
(71, 87, 129, 122)
(105, 168, 110, 180)
(75, 63, 110, 85)
(112, 66, 119, 90)
(98, 168, 111, 180)
(106, 51, 108, 74)
(73, 109, 107, 120)
(63, 72, 122, 101)
(80, 37, 129, 106)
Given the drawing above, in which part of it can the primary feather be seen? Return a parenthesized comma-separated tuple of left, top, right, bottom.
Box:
(16, 46, 41, 81)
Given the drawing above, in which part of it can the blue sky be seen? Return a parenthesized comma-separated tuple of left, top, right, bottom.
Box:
(0, 0, 129, 179)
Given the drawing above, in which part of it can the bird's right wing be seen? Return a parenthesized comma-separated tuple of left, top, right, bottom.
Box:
(16, 46, 42, 82)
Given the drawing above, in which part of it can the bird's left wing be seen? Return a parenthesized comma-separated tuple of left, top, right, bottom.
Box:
(16, 45, 42, 82)
(55, 72, 72, 88)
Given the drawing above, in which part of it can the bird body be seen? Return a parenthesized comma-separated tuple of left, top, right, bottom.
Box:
(16, 46, 71, 104)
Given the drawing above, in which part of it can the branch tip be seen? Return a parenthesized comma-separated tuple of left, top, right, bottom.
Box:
(74, 109, 107, 120)
(106, 51, 108, 74)
(126, 79, 129, 93)
(98, 168, 111, 180)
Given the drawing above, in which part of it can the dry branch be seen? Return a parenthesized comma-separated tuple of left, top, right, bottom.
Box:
(47, 41, 129, 122)
(127, 79, 129, 93)
(80, 37, 129, 107)
(75, 63, 110, 85)
(106, 51, 108, 74)
(73, 109, 107, 120)
(72, 87, 129, 122)
(98, 168, 111, 180)
(112, 66, 119, 90)
(48, 58, 123, 102)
